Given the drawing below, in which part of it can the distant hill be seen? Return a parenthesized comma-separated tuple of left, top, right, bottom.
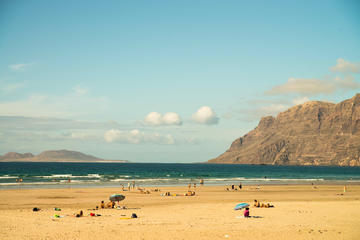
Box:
(208, 94, 360, 166)
(0, 149, 128, 163)
(0, 152, 34, 160)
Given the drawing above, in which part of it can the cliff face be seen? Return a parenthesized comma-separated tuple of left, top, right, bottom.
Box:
(208, 94, 360, 166)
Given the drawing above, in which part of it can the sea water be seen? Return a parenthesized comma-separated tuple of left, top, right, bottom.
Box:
(0, 162, 360, 189)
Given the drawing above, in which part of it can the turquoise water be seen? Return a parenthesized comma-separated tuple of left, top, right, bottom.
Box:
(1, 162, 360, 189)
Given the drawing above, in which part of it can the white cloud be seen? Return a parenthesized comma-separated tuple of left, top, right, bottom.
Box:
(73, 85, 89, 96)
(333, 75, 360, 89)
(144, 112, 182, 126)
(0, 87, 109, 118)
(192, 106, 219, 125)
(267, 77, 335, 96)
(330, 58, 360, 73)
(292, 96, 310, 105)
(0, 82, 25, 92)
(8, 63, 34, 71)
(104, 129, 175, 145)
(260, 104, 288, 116)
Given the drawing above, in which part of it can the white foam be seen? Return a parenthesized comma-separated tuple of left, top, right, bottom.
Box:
(0, 175, 18, 179)
(39, 174, 102, 179)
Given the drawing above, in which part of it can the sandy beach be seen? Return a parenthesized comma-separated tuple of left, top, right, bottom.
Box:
(1, 184, 359, 240)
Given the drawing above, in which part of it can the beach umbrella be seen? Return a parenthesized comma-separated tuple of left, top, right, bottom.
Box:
(234, 203, 249, 210)
(109, 194, 125, 202)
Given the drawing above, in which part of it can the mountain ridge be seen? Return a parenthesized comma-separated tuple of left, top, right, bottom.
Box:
(208, 94, 360, 166)
(0, 149, 128, 163)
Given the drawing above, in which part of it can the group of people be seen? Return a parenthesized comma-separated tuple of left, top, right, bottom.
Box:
(253, 199, 274, 208)
(241, 200, 274, 218)
(226, 183, 243, 191)
(100, 200, 116, 209)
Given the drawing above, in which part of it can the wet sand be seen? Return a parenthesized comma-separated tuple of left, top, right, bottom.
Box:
(1, 184, 359, 240)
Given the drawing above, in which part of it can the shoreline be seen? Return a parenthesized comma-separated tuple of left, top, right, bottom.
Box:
(1, 179, 360, 190)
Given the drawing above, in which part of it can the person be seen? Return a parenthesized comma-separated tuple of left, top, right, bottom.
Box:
(188, 183, 191, 189)
(239, 183, 242, 190)
(254, 199, 260, 207)
(100, 201, 105, 209)
(231, 184, 235, 190)
(193, 183, 196, 188)
(75, 210, 83, 217)
(244, 207, 250, 218)
(344, 185, 347, 193)
(132, 180, 135, 188)
(128, 182, 131, 191)
(200, 179, 204, 185)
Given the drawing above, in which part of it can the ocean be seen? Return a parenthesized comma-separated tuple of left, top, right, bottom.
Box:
(1, 162, 360, 189)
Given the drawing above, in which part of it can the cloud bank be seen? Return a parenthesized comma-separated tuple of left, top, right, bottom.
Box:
(330, 58, 360, 73)
(144, 112, 182, 126)
(267, 77, 335, 95)
(104, 129, 175, 145)
(267, 59, 360, 96)
(192, 106, 219, 125)
(8, 63, 34, 71)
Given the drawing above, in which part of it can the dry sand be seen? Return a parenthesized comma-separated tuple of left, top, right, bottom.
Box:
(1, 184, 359, 240)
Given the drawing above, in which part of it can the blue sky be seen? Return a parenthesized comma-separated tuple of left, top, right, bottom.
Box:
(0, 0, 360, 162)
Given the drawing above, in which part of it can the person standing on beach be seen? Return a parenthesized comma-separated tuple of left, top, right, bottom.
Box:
(239, 183, 242, 190)
(188, 183, 191, 190)
(128, 182, 131, 191)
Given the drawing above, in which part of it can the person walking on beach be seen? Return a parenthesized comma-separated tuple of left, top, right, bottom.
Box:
(128, 182, 131, 191)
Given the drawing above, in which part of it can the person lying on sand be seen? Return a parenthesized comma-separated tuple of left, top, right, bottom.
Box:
(185, 191, 195, 196)
(75, 210, 83, 218)
(106, 201, 115, 208)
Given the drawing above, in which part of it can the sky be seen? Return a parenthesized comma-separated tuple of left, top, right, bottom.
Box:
(0, 0, 360, 162)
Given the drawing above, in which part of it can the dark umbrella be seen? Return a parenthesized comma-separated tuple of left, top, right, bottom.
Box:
(109, 194, 125, 203)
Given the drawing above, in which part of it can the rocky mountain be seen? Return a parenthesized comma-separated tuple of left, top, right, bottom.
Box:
(0, 150, 127, 162)
(208, 94, 360, 166)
